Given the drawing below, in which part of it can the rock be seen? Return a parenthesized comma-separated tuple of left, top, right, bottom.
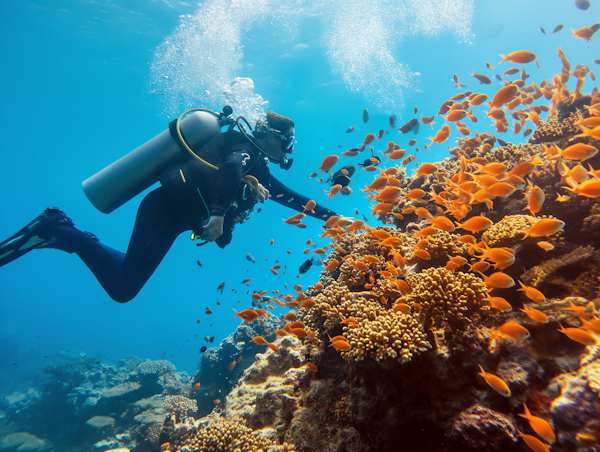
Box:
(86, 416, 115, 429)
(549, 360, 600, 449)
(225, 336, 304, 429)
(446, 404, 518, 451)
(0, 432, 47, 451)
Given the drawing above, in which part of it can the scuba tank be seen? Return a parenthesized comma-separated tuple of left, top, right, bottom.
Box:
(82, 109, 229, 214)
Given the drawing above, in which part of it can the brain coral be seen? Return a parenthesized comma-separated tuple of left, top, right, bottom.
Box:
(406, 267, 490, 334)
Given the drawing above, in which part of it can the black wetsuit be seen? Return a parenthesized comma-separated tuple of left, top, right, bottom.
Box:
(48, 132, 336, 302)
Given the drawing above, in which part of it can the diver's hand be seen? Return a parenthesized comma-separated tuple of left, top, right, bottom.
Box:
(200, 215, 224, 242)
(254, 183, 270, 203)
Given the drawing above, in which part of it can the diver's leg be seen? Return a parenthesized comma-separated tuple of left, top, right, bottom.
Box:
(49, 188, 186, 302)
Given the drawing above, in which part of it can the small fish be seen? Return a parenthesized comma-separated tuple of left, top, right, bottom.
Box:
(209, 336, 215, 343)
(539, 27, 546, 34)
(521, 305, 549, 323)
(484, 296, 512, 311)
(196, 260, 202, 267)
(517, 281, 546, 303)
(363, 108, 370, 124)
(246, 253, 256, 263)
(306, 362, 318, 372)
(518, 431, 551, 452)
(345, 125, 355, 134)
(217, 282, 225, 293)
(398, 118, 419, 135)
(557, 323, 596, 346)
(318, 155, 339, 173)
(389, 114, 397, 128)
(308, 172, 319, 178)
(299, 258, 314, 274)
(205, 307, 213, 315)
(552, 24, 564, 35)
(199, 346, 207, 353)
(499, 321, 530, 341)
(471, 71, 491, 84)
(478, 364, 511, 397)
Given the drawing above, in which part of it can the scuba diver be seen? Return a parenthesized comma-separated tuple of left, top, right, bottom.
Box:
(0, 109, 337, 303)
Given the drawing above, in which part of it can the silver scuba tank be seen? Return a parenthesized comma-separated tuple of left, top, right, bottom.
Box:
(82, 111, 221, 214)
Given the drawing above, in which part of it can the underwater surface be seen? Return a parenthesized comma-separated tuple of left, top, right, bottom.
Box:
(0, 0, 599, 451)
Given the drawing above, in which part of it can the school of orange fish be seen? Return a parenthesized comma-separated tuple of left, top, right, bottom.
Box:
(192, 28, 600, 452)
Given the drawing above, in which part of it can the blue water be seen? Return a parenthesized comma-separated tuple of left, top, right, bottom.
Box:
(0, 0, 596, 385)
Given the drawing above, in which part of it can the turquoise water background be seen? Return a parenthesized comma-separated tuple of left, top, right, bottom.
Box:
(0, 0, 597, 385)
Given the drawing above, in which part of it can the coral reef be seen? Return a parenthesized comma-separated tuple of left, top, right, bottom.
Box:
(162, 415, 296, 452)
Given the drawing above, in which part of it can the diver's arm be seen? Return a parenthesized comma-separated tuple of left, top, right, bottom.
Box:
(210, 152, 245, 217)
(269, 175, 337, 221)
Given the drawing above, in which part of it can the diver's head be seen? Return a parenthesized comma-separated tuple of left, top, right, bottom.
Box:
(254, 111, 296, 165)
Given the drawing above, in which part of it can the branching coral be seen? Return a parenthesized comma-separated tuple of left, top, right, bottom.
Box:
(405, 268, 490, 334)
(163, 417, 295, 452)
(164, 395, 198, 417)
(521, 245, 596, 287)
(531, 116, 579, 144)
(342, 310, 431, 363)
(412, 231, 469, 261)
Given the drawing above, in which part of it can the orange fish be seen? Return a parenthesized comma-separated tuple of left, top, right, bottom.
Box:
(567, 179, 600, 198)
(470, 94, 488, 106)
(488, 84, 519, 108)
(484, 296, 512, 311)
(415, 163, 438, 176)
(331, 340, 352, 351)
(519, 404, 555, 444)
(557, 323, 596, 346)
(229, 360, 236, 370)
(521, 219, 564, 238)
(456, 216, 493, 233)
(478, 365, 511, 397)
(571, 26, 595, 43)
(375, 186, 402, 202)
(318, 155, 339, 173)
(498, 50, 541, 68)
(301, 299, 316, 309)
(499, 321, 530, 341)
(306, 362, 318, 372)
(284, 312, 297, 321)
(517, 281, 546, 303)
(267, 342, 279, 353)
(556, 143, 598, 161)
(327, 184, 342, 199)
(480, 271, 515, 289)
(517, 431, 550, 452)
(520, 305, 549, 323)
(406, 188, 426, 200)
(251, 336, 267, 345)
(429, 124, 451, 144)
(303, 200, 316, 213)
(414, 249, 431, 260)
(193, 382, 201, 389)
(537, 241, 555, 251)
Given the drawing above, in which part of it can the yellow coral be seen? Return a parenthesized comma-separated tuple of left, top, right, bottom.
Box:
(342, 310, 431, 363)
(406, 267, 490, 333)
(165, 417, 295, 452)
